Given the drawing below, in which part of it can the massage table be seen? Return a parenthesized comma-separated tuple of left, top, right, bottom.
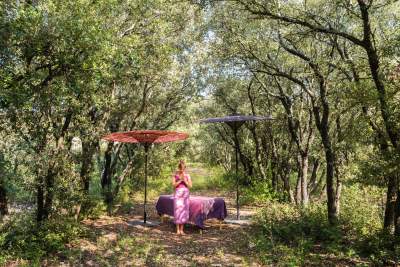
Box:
(155, 195, 228, 232)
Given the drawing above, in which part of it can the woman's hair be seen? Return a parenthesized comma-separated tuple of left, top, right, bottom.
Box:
(177, 160, 186, 179)
(178, 160, 185, 172)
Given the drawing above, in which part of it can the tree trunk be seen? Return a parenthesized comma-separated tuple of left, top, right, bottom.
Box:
(294, 153, 309, 205)
(237, 145, 253, 184)
(42, 168, 56, 219)
(311, 67, 337, 224)
(37, 180, 45, 222)
(270, 138, 279, 191)
(358, 1, 399, 153)
(394, 188, 400, 237)
(385, 175, 399, 229)
(36, 168, 56, 222)
(81, 140, 98, 193)
(0, 182, 8, 216)
(310, 167, 325, 196)
(0, 153, 8, 216)
(101, 144, 114, 215)
(301, 153, 309, 205)
(309, 158, 320, 189)
(279, 156, 294, 203)
(113, 160, 134, 199)
(101, 149, 112, 215)
(250, 126, 267, 181)
(271, 162, 278, 191)
(335, 174, 342, 216)
(283, 176, 295, 203)
(295, 155, 302, 205)
(313, 96, 338, 224)
(325, 145, 337, 224)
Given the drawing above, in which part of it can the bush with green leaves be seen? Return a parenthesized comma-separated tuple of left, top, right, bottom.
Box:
(250, 184, 398, 265)
(240, 180, 283, 205)
(0, 214, 84, 265)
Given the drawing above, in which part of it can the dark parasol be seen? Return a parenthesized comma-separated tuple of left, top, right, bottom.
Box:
(200, 114, 273, 220)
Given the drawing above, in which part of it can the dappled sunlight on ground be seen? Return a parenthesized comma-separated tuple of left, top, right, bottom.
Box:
(47, 197, 262, 266)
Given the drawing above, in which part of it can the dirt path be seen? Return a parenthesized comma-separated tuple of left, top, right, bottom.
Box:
(50, 197, 261, 267)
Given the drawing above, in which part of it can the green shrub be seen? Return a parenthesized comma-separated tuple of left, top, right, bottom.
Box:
(79, 194, 107, 219)
(0, 214, 84, 265)
(252, 203, 347, 265)
(251, 184, 399, 265)
(240, 180, 281, 205)
(189, 169, 235, 192)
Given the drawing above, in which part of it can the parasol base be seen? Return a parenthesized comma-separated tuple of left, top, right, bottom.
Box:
(127, 220, 160, 227)
(224, 219, 252, 225)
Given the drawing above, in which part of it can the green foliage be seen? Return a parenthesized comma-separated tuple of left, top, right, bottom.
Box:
(240, 180, 281, 205)
(252, 203, 351, 265)
(340, 184, 384, 236)
(0, 0, 203, 221)
(0, 214, 84, 265)
(190, 166, 231, 191)
(80, 194, 108, 219)
(0, 0, 400, 265)
(56, 231, 167, 266)
(356, 146, 400, 187)
(251, 184, 398, 265)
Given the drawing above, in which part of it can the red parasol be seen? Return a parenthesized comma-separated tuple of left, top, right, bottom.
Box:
(102, 130, 189, 224)
(102, 130, 189, 144)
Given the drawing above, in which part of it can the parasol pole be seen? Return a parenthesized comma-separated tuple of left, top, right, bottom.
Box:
(233, 127, 240, 220)
(200, 115, 272, 221)
(144, 143, 150, 224)
(227, 118, 243, 220)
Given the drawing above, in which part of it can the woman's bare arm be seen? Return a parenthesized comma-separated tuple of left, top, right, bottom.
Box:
(183, 175, 192, 188)
(172, 173, 184, 187)
(172, 175, 178, 187)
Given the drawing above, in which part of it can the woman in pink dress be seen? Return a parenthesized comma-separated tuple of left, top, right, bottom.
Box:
(172, 160, 192, 235)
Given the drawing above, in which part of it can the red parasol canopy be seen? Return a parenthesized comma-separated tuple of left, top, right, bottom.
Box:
(101, 129, 189, 225)
(102, 130, 189, 144)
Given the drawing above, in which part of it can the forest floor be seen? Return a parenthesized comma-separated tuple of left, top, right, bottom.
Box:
(43, 166, 263, 267)
(47, 201, 261, 266)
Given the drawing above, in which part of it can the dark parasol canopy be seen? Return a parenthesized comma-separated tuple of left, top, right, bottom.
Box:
(199, 114, 272, 125)
(102, 130, 189, 224)
(200, 114, 273, 220)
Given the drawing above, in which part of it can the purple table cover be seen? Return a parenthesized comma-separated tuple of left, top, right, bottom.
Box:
(155, 195, 228, 229)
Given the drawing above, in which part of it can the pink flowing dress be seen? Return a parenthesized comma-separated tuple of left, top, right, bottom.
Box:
(174, 173, 191, 224)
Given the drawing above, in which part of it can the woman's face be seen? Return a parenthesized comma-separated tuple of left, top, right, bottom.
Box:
(179, 162, 185, 171)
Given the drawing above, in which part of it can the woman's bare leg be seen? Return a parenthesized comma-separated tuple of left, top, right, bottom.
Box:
(176, 224, 180, 234)
(180, 224, 185, 235)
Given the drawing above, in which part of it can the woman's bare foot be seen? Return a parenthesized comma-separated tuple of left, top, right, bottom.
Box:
(181, 231, 186, 235)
